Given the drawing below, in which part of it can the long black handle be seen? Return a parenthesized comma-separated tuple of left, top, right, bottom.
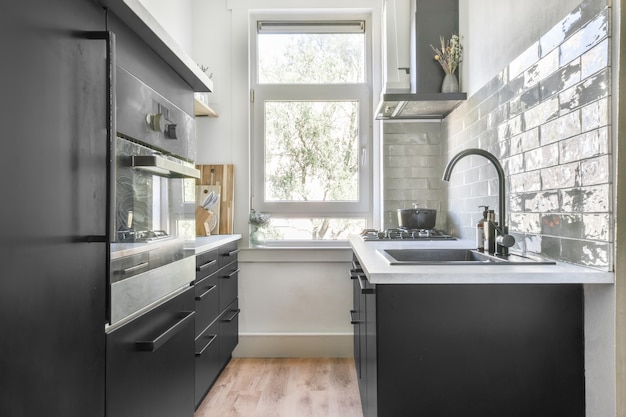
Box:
(85, 30, 116, 245)
(136, 311, 195, 352)
(350, 310, 361, 324)
(196, 259, 217, 271)
(221, 309, 241, 322)
(358, 275, 375, 294)
(195, 334, 217, 357)
(222, 268, 240, 279)
(195, 285, 216, 301)
(224, 249, 240, 257)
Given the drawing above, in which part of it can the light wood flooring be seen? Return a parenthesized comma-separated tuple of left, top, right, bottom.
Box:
(195, 358, 363, 417)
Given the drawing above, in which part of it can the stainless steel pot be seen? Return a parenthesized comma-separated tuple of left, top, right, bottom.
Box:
(397, 208, 437, 230)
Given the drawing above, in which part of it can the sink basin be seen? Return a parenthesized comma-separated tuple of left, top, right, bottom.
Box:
(379, 249, 556, 265)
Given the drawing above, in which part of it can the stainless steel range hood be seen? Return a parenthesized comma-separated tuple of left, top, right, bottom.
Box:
(376, 0, 465, 120)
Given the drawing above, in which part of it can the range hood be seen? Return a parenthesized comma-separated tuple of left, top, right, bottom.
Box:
(376, 0, 465, 120)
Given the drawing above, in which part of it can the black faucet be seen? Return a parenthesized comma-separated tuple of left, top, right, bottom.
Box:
(442, 148, 515, 256)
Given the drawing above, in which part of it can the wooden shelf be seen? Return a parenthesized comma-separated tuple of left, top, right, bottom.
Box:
(194, 97, 218, 117)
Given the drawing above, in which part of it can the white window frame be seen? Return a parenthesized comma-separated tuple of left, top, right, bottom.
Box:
(250, 13, 373, 225)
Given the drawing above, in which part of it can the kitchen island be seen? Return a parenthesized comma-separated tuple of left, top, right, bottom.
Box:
(348, 235, 614, 417)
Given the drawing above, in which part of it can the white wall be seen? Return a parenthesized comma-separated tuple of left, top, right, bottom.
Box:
(189, 0, 382, 357)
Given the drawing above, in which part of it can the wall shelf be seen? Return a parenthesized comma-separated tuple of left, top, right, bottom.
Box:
(194, 97, 218, 118)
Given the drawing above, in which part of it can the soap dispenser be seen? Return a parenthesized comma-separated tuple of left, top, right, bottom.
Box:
(484, 210, 496, 254)
(476, 206, 489, 252)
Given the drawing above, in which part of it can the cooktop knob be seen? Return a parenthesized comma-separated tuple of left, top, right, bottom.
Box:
(146, 113, 165, 133)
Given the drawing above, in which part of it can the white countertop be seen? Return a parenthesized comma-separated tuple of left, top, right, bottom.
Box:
(195, 234, 242, 254)
(349, 235, 614, 285)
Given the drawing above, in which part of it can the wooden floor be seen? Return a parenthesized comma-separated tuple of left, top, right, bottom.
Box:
(195, 358, 363, 417)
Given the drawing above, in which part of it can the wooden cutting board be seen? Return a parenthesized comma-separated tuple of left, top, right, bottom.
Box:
(196, 164, 234, 234)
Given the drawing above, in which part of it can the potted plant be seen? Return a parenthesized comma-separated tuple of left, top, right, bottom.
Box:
(249, 209, 270, 246)
(431, 34, 463, 93)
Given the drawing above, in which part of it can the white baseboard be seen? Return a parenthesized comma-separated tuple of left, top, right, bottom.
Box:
(232, 333, 353, 358)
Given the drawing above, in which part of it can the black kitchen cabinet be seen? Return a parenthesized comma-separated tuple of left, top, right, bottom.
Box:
(350, 254, 585, 417)
(194, 240, 240, 408)
(106, 287, 196, 417)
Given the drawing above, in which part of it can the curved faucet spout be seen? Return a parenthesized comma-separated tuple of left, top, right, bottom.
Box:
(443, 148, 512, 255)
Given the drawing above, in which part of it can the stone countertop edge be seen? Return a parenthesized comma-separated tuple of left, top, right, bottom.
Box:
(195, 234, 242, 254)
(348, 235, 615, 285)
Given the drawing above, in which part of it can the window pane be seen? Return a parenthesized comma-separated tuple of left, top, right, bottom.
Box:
(258, 33, 364, 84)
(265, 101, 360, 202)
(262, 218, 366, 240)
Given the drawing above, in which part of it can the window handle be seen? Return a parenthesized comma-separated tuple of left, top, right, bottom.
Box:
(361, 146, 367, 167)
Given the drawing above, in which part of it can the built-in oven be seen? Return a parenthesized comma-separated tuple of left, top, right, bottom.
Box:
(106, 66, 199, 331)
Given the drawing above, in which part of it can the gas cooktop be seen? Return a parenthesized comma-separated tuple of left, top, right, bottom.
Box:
(360, 228, 456, 241)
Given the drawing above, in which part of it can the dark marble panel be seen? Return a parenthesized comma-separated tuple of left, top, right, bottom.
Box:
(541, 213, 583, 239)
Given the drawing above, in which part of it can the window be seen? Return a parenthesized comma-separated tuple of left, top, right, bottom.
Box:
(251, 18, 372, 241)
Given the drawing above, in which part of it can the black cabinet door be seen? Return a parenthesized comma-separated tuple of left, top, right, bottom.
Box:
(195, 320, 220, 408)
(219, 299, 240, 369)
(219, 261, 239, 312)
(106, 288, 195, 417)
(195, 273, 220, 335)
(375, 284, 584, 417)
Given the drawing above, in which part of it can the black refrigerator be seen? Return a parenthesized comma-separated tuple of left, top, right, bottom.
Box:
(0, 1, 109, 415)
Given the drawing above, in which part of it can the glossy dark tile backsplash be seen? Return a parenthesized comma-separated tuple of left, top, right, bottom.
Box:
(443, 0, 612, 269)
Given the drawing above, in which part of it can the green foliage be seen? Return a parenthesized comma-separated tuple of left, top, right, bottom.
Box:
(259, 31, 365, 239)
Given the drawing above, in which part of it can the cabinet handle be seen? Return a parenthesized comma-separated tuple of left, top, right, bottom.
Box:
(135, 311, 195, 352)
(195, 334, 217, 357)
(358, 275, 375, 294)
(195, 285, 216, 300)
(350, 269, 359, 280)
(349, 310, 362, 324)
(221, 309, 240, 322)
(123, 262, 149, 274)
(222, 268, 240, 279)
(223, 248, 240, 257)
(86, 30, 116, 244)
(196, 259, 217, 271)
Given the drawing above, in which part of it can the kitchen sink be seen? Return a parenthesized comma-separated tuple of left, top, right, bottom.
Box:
(378, 249, 556, 265)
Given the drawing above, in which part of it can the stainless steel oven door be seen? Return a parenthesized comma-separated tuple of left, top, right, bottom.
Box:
(108, 136, 198, 329)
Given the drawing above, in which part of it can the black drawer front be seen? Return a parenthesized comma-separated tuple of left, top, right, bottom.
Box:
(194, 320, 220, 409)
(218, 241, 239, 268)
(219, 261, 239, 312)
(196, 249, 218, 282)
(194, 274, 220, 335)
(219, 299, 239, 368)
(106, 288, 195, 417)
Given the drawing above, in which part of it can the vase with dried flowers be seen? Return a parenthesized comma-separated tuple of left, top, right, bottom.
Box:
(430, 34, 463, 93)
(249, 209, 270, 246)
